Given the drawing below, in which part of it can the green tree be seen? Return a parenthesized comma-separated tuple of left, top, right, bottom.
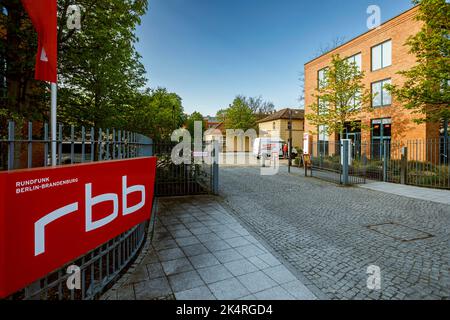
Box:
(223, 96, 256, 131)
(0, 0, 149, 131)
(129, 88, 184, 141)
(215, 108, 227, 122)
(185, 111, 205, 137)
(57, 0, 148, 130)
(305, 54, 372, 138)
(387, 0, 449, 136)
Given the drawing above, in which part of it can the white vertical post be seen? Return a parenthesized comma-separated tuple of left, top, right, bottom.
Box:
(51, 82, 57, 166)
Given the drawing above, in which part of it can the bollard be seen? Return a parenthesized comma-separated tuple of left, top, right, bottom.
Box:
(342, 139, 350, 185)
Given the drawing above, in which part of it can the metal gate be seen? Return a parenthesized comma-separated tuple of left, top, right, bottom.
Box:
(310, 140, 366, 185)
(152, 142, 219, 197)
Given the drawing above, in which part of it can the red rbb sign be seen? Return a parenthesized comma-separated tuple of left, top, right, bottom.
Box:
(0, 157, 156, 298)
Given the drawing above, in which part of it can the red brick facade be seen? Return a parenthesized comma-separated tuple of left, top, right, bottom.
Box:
(304, 6, 440, 147)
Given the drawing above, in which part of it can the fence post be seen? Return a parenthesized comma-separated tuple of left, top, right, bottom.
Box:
(8, 121, 15, 170)
(28, 122, 33, 168)
(342, 139, 350, 185)
(212, 140, 219, 195)
(99, 128, 103, 161)
(81, 126, 86, 163)
(118, 130, 122, 159)
(70, 125, 75, 164)
(90, 127, 95, 162)
(112, 129, 116, 159)
(44, 123, 49, 167)
(383, 140, 388, 182)
(106, 129, 110, 160)
(58, 124, 63, 165)
(401, 146, 408, 185)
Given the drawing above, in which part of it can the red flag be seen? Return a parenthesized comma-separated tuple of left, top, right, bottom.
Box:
(21, 0, 57, 83)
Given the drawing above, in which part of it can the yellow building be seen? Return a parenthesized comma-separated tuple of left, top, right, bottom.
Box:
(257, 109, 305, 150)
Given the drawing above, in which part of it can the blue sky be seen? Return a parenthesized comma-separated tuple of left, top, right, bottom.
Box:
(136, 0, 414, 116)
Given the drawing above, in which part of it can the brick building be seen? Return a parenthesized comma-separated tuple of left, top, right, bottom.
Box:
(304, 6, 442, 159)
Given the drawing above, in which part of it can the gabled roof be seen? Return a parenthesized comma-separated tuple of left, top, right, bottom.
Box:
(257, 109, 304, 123)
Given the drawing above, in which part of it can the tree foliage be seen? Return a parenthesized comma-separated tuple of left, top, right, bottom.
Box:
(0, 0, 188, 141)
(128, 88, 185, 141)
(388, 0, 450, 124)
(245, 96, 275, 119)
(305, 54, 372, 136)
(218, 95, 274, 130)
(185, 111, 205, 137)
(222, 96, 257, 131)
(57, 0, 148, 129)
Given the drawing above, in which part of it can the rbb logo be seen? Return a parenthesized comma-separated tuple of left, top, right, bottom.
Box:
(34, 176, 145, 256)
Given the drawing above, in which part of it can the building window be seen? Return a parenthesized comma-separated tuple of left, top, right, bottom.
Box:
(346, 53, 362, 71)
(318, 68, 328, 89)
(272, 122, 276, 130)
(371, 118, 392, 159)
(318, 97, 329, 114)
(371, 40, 392, 71)
(347, 89, 362, 110)
(318, 125, 329, 156)
(372, 79, 392, 107)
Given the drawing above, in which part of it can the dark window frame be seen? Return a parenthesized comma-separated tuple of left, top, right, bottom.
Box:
(371, 39, 392, 72)
(370, 118, 392, 159)
(345, 52, 363, 70)
(371, 78, 392, 108)
(317, 67, 328, 90)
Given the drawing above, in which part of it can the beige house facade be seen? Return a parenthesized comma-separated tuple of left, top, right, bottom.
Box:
(258, 109, 305, 150)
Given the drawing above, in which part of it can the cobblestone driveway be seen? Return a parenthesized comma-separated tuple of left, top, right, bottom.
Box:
(219, 166, 450, 300)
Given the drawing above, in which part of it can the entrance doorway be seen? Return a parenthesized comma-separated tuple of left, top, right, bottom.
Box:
(340, 122, 361, 158)
(371, 118, 392, 160)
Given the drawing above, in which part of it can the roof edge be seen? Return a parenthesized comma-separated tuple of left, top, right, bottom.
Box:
(304, 5, 419, 67)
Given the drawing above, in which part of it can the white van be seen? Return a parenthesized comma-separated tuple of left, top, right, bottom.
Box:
(253, 138, 284, 160)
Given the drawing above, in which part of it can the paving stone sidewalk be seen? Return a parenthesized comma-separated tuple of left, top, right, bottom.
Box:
(102, 196, 316, 300)
(359, 181, 450, 205)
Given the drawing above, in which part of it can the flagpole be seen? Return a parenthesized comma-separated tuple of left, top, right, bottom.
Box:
(51, 82, 57, 166)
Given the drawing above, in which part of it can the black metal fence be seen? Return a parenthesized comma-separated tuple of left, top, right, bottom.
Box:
(310, 138, 450, 190)
(310, 140, 366, 185)
(1, 120, 155, 300)
(1, 120, 152, 170)
(152, 142, 219, 197)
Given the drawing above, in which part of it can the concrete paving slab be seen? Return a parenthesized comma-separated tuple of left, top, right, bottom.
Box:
(208, 278, 251, 300)
(103, 195, 316, 301)
(237, 271, 278, 293)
